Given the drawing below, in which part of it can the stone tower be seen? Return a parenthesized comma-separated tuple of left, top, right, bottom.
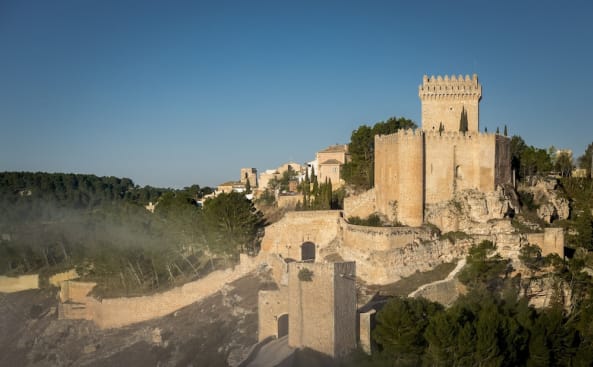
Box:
(375, 130, 425, 226)
(288, 261, 357, 358)
(240, 168, 258, 188)
(419, 74, 482, 132)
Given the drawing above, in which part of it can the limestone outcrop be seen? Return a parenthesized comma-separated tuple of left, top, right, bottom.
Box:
(425, 186, 517, 233)
(519, 177, 570, 223)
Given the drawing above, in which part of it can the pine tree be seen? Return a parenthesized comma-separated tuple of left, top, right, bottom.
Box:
(504, 125, 508, 136)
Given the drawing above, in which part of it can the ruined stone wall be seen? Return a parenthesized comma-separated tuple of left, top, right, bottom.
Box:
(343, 188, 376, 219)
(0, 274, 38, 293)
(419, 74, 481, 132)
(257, 288, 288, 341)
(287, 262, 356, 357)
(374, 130, 424, 226)
(342, 221, 433, 252)
(260, 211, 342, 260)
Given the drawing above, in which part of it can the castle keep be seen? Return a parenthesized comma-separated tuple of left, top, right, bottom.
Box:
(374, 74, 511, 226)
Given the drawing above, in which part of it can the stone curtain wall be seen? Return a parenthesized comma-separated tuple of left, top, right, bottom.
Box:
(424, 131, 505, 204)
(49, 269, 79, 287)
(260, 211, 342, 260)
(342, 222, 433, 252)
(526, 228, 565, 258)
(0, 274, 38, 293)
(59, 254, 258, 329)
(343, 188, 376, 219)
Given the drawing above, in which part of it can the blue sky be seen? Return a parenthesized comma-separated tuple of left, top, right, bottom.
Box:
(1, 0, 592, 188)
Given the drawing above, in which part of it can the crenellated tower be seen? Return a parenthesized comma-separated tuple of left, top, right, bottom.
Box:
(419, 74, 482, 132)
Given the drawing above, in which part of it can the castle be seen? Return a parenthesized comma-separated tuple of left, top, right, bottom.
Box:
(374, 74, 511, 226)
(255, 74, 518, 361)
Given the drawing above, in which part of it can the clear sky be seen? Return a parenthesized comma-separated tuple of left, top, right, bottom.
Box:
(1, 0, 592, 188)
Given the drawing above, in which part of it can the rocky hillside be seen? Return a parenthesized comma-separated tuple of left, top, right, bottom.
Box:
(0, 269, 276, 367)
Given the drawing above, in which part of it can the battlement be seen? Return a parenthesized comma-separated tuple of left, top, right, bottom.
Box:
(375, 128, 424, 144)
(423, 130, 500, 142)
(419, 74, 481, 100)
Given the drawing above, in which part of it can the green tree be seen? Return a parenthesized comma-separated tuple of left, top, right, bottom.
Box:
(458, 241, 510, 291)
(373, 297, 443, 366)
(578, 142, 593, 178)
(555, 151, 573, 177)
(202, 192, 264, 255)
(342, 116, 416, 190)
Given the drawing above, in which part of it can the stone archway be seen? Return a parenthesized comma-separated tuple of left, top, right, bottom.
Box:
(277, 313, 289, 338)
(301, 242, 316, 261)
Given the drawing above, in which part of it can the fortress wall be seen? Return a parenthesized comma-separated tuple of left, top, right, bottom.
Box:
(49, 269, 79, 287)
(424, 132, 503, 204)
(0, 274, 38, 293)
(332, 262, 357, 357)
(288, 262, 336, 354)
(374, 130, 424, 225)
(375, 133, 400, 222)
(276, 195, 301, 209)
(261, 252, 289, 286)
(420, 98, 479, 132)
(397, 130, 424, 226)
(527, 228, 564, 258)
(59, 281, 96, 303)
(542, 228, 564, 258)
(343, 188, 376, 219)
(258, 288, 288, 341)
(342, 222, 432, 252)
(59, 254, 257, 329)
(424, 131, 457, 204)
(260, 211, 341, 260)
(475, 133, 497, 191)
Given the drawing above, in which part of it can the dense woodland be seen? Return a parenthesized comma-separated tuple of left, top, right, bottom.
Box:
(347, 240, 593, 367)
(0, 172, 263, 296)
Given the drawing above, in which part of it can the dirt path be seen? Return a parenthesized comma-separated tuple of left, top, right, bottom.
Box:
(408, 258, 466, 298)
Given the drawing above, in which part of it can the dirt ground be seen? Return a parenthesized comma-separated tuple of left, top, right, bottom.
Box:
(0, 268, 277, 367)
